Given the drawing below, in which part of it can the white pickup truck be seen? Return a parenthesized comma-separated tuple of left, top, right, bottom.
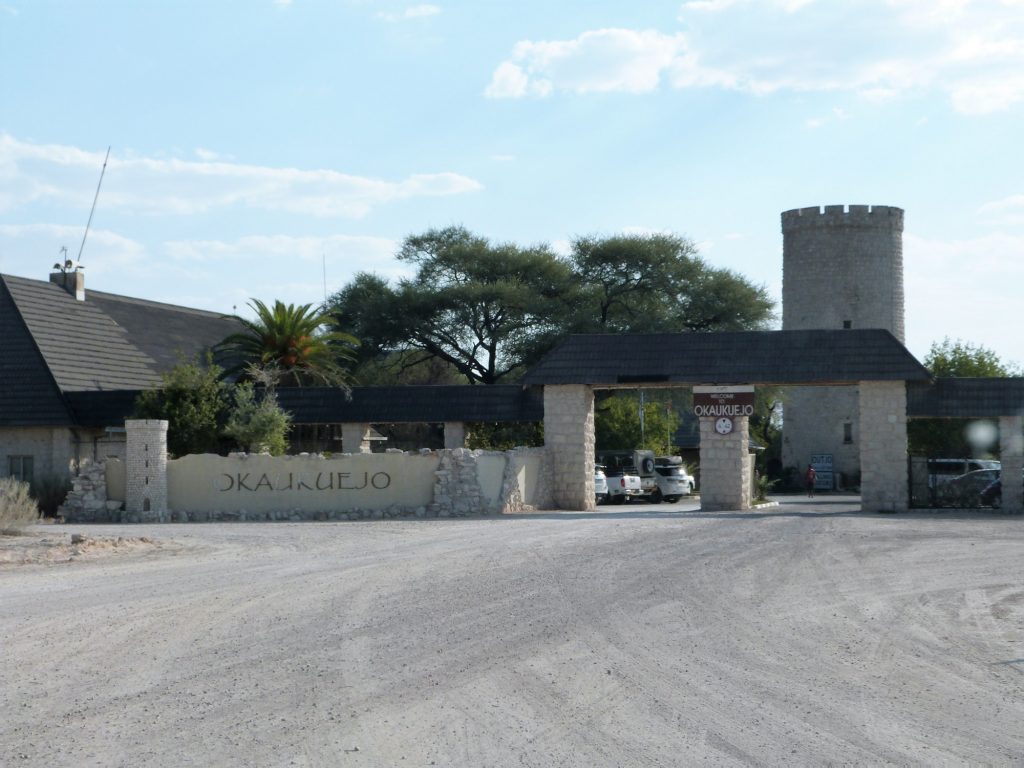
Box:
(603, 466, 643, 504)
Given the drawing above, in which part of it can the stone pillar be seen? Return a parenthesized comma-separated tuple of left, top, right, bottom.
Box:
(125, 419, 168, 521)
(341, 422, 372, 454)
(699, 416, 752, 511)
(444, 421, 467, 449)
(543, 385, 595, 511)
(999, 415, 1023, 514)
(859, 381, 908, 512)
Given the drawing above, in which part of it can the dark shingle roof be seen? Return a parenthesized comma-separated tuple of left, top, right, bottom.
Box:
(0, 279, 72, 426)
(1, 275, 240, 394)
(907, 378, 1024, 418)
(276, 386, 543, 424)
(522, 329, 931, 386)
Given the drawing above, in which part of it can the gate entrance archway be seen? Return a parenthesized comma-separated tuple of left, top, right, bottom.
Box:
(523, 329, 932, 513)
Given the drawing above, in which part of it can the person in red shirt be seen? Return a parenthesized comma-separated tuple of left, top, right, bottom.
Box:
(805, 464, 817, 497)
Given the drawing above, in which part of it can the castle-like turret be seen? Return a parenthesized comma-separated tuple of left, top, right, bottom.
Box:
(780, 204, 906, 484)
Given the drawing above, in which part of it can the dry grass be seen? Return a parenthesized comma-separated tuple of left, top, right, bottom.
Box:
(0, 477, 41, 534)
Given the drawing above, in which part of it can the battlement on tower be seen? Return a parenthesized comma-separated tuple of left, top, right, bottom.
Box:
(781, 204, 904, 232)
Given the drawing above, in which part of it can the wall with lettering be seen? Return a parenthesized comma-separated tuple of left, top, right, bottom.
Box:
(167, 452, 440, 514)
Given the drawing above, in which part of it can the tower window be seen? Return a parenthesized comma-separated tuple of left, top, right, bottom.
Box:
(843, 422, 853, 444)
(842, 320, 852, 329)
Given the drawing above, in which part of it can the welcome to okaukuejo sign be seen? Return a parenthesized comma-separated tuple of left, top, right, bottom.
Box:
(692, 385, 756, 418)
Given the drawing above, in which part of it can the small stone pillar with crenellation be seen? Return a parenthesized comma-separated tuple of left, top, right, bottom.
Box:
(125, 419, 169, 522)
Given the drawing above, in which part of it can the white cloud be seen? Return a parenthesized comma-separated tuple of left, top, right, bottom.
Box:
(0, 134, 482, 218)
(492, 2, 1024, 114)
(978, 194, 1024, 224)
(805, 106, 850, 129)
(0, 224, 412, 314)
(377, 4, 440, 23)
(487, 29, 701, 98)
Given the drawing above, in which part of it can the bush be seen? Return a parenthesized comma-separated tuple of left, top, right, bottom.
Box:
(1, 477, 41, 534)
(223, 381, 292, 455)
(31, 473, 71, 517)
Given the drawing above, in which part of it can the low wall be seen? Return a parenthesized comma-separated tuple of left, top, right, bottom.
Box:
(62, 447, 553, 523)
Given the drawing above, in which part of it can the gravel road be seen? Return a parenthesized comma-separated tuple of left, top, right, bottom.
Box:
(2, 496, 1023, 766)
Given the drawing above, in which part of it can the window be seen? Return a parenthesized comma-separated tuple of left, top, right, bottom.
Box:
(842, 320, 852, 329)
(843, 423, 853, 444)
(8, 456, 34, 483)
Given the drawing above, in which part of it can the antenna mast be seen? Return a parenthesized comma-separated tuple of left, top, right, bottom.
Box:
(77, 145, 111, 263)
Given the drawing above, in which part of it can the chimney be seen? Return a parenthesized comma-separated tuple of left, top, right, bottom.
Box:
(49, 269, 85, 301)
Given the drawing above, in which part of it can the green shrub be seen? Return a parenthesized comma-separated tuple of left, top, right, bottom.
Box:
(1, 477, 41, 534)
(223, 381, 292, 455)
(31, 473, 71, 517)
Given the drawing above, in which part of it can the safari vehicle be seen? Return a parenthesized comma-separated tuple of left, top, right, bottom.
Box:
(597, 450, 693, 504)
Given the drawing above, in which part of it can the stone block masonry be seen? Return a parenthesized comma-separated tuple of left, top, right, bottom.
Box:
(999, 415, 1023, 514)
(859, 382, 908, 512)
(698, 416, 752, 511)
(125, 419, 168, 522)
(781, 204, 905, 481)
(543, 385, 596, 511)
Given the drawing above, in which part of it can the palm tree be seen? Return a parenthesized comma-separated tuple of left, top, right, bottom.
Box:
(215, 299, 359, 387)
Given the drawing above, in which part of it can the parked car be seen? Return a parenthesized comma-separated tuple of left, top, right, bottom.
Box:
(978, 469, 1024, 509)
(928, 458, 1000, 490)
(648, 458, 695, 503)
(937, 468, 1000, 506)
(595, 465, 609, 505)
(604, 467, 642, 504)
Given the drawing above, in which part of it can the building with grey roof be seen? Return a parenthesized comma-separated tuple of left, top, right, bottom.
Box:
(0, 270, 241, 482)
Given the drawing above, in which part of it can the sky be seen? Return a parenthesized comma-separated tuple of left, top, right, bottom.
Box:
(1, 0, 1023, 368)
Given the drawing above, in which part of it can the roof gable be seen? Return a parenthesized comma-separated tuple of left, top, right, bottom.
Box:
(0, 279, 72, 425)
(1, 274, 240, 394)
(522, 329, 931, 386)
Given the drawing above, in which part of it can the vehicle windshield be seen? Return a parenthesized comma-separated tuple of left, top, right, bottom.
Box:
(655, 467, 681, 477)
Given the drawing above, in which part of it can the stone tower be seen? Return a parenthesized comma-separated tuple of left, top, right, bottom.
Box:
(780, 204, 905, 484)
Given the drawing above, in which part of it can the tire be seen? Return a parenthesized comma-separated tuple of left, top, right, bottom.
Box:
(649, 488, 662, 504)
(666, 496, 680, 504)
(641, 457, 655, 475)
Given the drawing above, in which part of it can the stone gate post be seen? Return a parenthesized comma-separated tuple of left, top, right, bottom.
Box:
(699, 416, 752, 511)
(999, 415, 1023, 514)
(543, 385, 595, 511)
(859, 381, 908, 512)
(125, 419, 168, 522)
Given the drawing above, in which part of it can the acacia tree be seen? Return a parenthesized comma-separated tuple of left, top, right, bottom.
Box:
(329, 228, 775, 389)
(329, 227, 575, 385)
(215, 299, 359, 388)
(568, 233, 774, 333)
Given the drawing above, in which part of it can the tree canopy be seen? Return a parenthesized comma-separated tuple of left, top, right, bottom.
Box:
(328, 227, 774, 385)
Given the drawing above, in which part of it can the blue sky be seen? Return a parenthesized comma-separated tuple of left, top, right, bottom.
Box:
(1, 0, 1023, 367)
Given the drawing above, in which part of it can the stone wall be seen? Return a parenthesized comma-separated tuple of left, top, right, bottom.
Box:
(0, 426, 76, 480)
(859, 381, 908, 512)
(62, 447, 552, 523)
(57, 461, 123, 522)
(781, 386, 861, 482)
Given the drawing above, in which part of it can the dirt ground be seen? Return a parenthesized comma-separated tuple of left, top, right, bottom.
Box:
(2, 496, 1022, 766)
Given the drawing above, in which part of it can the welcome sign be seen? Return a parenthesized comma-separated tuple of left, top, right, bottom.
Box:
(692, 385, 755, 418)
